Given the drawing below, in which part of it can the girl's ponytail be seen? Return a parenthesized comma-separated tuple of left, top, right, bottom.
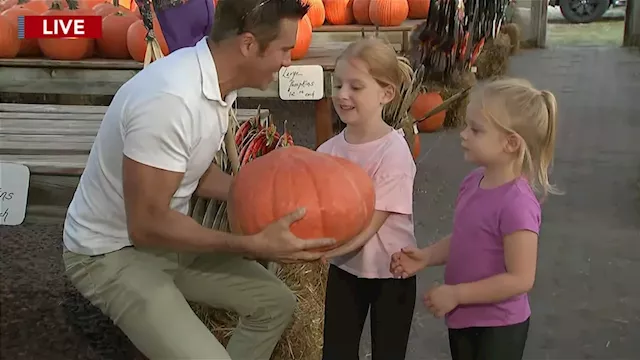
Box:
(537, 90, 562, 200)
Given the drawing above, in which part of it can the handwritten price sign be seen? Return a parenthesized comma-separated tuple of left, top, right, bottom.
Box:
(0, 163, 30, 226)
(278, 65, 324, 101)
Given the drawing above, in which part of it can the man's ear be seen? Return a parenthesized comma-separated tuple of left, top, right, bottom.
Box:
(381, 84, 395, 105)
(238, 33, 258, 57)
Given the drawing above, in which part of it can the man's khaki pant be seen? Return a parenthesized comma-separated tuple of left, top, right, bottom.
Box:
(62, 246, 296, 360)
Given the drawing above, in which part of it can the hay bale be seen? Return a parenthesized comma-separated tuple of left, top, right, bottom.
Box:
(474, 33, 512, 80)
(501, 23, 521, 55)
(195, 261, 329, 360)
(423, 70, 477, 129)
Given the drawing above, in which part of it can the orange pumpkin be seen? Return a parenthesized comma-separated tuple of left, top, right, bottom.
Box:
(411, 92, 446, 133)
(93, 1, 130, 16)
(323, 0, 354, 25)
(126, 17, 169, 62)
(77, 0, 105, 10)
(352, 0, 372, 25)
(228, 146, 376, 250)
(412, 134, 420, 160)
(7, 0, 49, 13)
(369, 0, 408, 26)
(407, 0, 430, 19)
(97, 10, 138, 58)
(0, 14, 19, 58)
(38, 0, 93, 60)
(303, 0, 325, 28)
(1, 5, 41, 55)
(291, 15, 312, 60)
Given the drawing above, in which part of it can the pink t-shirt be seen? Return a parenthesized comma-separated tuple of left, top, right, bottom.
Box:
(317, 129, 416, 279)
(444, 168, 541, 329)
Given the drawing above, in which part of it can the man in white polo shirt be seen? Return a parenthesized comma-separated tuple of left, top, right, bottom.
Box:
(61, 1, 334, 359)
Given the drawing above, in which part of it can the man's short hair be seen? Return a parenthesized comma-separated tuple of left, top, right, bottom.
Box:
(210, 0, 309, 51)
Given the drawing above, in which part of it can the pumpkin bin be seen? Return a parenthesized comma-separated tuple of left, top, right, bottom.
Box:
(228, 145, 376, 251)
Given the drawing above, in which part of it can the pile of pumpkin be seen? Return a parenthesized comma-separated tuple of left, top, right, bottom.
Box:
(292, 0, 430, 60)
(0, 0, 169, 61)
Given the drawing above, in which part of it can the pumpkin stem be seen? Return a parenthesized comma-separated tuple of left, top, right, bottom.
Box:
(112, 0, 120, 7)
(16, 0, 30, 5)
(65, 0, 80, 10)
(49, 0, 64, 10)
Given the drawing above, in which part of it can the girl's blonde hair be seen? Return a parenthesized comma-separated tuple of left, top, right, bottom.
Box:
(474, 78, 561, 200)
(336, 37, 413, 114)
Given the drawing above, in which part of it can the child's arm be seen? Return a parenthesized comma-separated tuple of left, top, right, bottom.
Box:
(452, 230, 538, 305)
(390, 234, 450, 278)
(322, 210, 390, 260)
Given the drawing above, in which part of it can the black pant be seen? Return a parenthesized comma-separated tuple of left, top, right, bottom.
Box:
(448, 318, 530, 360)
(322, 264, 416, 360)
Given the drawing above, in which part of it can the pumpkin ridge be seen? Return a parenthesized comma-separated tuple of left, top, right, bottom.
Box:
(300, 154, 327, 240)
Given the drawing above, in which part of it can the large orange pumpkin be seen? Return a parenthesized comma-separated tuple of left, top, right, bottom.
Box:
(38, 0, 93, 60)
(1, 5, 41, 56)
(0, 14, 19, 58)
(369, 0, 408, 26)
(323, 0, 354, 25)
(126, 17, 169, 62)
(411, 92, 446, 133)
(304, 0, 325, 28)
(407, 0, 430, 19)
(352, 0, 372, 25)
(228, 146, 376, 250)
(97, 10, 138, 58)
(291, 15, 312, 60)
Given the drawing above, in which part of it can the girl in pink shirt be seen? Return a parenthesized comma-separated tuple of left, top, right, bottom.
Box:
(390, 78, 561, 360)
(316, 38, 417, 360)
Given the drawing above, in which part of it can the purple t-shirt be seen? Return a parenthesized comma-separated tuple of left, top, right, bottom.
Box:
(444, 168, 541, 329)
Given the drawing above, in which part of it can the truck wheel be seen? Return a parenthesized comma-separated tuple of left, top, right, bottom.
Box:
(559, 0, 610, 23)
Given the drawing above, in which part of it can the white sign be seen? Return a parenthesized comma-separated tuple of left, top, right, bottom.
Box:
(0, 163, 30, 226)
(278, 65, 324, 100)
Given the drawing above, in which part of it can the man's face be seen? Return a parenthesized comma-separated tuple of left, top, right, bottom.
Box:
(243, 18, 298, 90)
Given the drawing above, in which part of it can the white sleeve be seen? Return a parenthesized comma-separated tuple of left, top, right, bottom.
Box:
(122, 93, 193, 173)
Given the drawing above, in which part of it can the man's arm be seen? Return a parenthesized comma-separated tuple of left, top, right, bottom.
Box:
(195, 162, 232, 201)
(123, 156, 249, 252)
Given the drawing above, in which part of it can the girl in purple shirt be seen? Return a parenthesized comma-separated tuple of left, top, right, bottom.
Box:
(390, 78, 561, 360)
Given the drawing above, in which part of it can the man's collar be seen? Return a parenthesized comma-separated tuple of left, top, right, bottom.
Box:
(196, 37, 236, 106)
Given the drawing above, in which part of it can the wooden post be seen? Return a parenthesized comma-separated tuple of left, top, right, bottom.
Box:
(314, 97, 333, 149)
(314, 72, 335, 149)
(530, 0, 548, 48)
(623, 0, 640, 47)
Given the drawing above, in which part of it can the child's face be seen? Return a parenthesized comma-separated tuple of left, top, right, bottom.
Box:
(460, 97, 518, 166)
(332, 58, 393, 126)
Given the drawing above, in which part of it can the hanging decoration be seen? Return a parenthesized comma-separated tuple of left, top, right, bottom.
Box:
(410, 0, 511, 81)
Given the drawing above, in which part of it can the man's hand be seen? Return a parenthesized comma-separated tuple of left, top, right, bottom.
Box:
(246, 208, 336, 263)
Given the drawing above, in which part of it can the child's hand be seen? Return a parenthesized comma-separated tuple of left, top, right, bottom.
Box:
(389, 246, 429, 278)
(424, 283, 459, 318)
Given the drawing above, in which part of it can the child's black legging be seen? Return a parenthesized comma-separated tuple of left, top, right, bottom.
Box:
(322, 264, 416, 360)
(448, 317, 530, 360)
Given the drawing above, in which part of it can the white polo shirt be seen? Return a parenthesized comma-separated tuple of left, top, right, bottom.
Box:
(63, 37, 237, 256)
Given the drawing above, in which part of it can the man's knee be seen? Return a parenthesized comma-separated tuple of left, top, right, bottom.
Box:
(254, 280, 297, 327)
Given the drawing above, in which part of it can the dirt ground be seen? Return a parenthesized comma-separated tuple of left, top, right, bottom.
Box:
(1, 46, 639, 359)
